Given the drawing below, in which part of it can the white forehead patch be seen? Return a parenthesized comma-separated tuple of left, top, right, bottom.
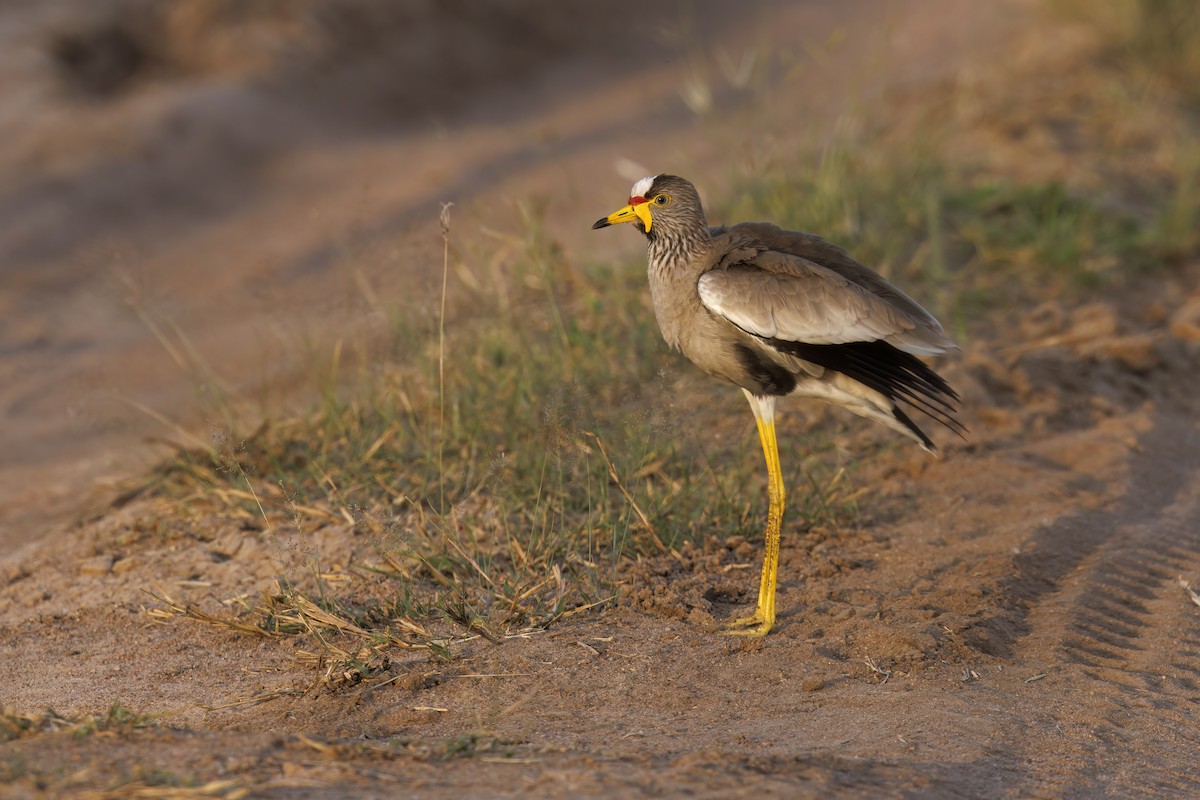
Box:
(630, 175, 657, 198)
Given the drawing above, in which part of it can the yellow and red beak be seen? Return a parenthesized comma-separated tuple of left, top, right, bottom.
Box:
(592, 195, 654, 232)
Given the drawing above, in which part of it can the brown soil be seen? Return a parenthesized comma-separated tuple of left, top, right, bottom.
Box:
(4, 1, 1200, 797)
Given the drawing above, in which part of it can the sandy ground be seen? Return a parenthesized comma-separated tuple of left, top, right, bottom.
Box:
(3, 1, 1200, 797)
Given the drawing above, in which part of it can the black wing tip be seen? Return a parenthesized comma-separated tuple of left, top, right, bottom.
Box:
(894, 404, 969, 455)
(893, 406, 937, 452)
(767, 338, 967, 446)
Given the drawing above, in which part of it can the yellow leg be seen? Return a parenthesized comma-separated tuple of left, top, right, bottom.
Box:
(724, 394, 786, 637)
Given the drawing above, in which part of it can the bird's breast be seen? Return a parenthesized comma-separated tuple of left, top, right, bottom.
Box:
(646, 256, 702, 350)
(648, 266, 794, 395)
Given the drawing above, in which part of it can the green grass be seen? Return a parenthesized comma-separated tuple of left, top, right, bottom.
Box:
(1053, 0, 1200, 106)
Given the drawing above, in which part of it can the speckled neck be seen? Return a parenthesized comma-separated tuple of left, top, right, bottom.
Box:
(647, 224, 712, 276)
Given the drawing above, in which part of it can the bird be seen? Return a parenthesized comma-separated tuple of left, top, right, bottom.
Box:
(592, 174, 962, 636)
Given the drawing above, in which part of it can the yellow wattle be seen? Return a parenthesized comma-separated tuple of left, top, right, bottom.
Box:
(633, 202, 654, 232)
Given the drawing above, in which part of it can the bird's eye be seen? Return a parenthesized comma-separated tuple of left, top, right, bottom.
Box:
(654, 194, 670, 206)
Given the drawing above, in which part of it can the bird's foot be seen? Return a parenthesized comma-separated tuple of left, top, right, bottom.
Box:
(721, 610, 773, 638)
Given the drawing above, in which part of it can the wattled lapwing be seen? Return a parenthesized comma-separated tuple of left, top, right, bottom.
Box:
(593, 175, 962, 636)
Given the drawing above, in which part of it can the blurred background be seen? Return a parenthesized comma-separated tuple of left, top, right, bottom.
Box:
(1, 0, 1197, 547)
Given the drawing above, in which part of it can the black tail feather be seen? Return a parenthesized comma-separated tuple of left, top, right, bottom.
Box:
(766, 338, 966, 443)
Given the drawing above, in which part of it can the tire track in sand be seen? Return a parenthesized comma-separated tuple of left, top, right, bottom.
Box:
(977, 412, 1200, 797)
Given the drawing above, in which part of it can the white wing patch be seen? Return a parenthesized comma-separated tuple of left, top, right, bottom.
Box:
(630, 175, 657, 198)
(697, 267, 953, 354)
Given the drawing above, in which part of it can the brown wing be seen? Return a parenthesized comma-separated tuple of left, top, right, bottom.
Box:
(698, 223, 955, 355)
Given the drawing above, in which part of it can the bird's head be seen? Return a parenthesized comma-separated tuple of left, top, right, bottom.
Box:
(592, 175, 705, 239)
